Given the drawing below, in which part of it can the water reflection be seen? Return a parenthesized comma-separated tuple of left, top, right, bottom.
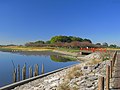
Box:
(50, 55, 75, 62)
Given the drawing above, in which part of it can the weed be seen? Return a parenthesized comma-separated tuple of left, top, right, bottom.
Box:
(58, 81, 70, 90)
(66, 66, 83, 80)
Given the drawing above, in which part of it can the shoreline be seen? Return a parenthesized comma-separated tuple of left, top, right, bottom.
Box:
(11, 52, 111, 90)
(0, 47, 83, 61)
(0, 50, 113, 90)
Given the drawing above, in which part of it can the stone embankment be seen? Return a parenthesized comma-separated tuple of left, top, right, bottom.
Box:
(12, 52, 110, 90)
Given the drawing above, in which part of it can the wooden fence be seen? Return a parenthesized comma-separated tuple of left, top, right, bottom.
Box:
(98, 51, 117, 90)
(13, 63, 44, 83)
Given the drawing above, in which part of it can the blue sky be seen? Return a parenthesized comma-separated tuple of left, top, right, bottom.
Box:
(0, 0, 120, 45)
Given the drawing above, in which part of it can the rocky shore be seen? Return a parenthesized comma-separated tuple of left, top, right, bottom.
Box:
(12, 52, 111, 90)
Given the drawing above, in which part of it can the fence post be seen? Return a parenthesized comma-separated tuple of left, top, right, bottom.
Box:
(98, 76, 104, 90)
(106, 65, 110, 90)
(34, 64, 39, 76)
(112, 53, 115, 66)
(115, 51, 117, 63)
(33, 64, 35, 76)
(113, 51, 117, 66)
(22, 64, 26, 80)
(18, 64, 20, 81)
(36, 64, 39, 75)
(41, 63, 44, 74)
(13, 68, 17, 83)
(110, 61, 112, 78)
(29, 66, 32, 78)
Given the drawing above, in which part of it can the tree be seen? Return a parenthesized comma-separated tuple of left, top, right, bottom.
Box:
(45, 41, 51, 44)
(25, 35, 93, 48)
(55, 42, 64, 47)
(80, 41, 93, 47)
(69, 36, 83, 42)
(109, 44, 117, 48)
(35, 40, 45, 44)
(25, 42, 34, 47)
(70, 41, 81, 48)
(83, 39, 92, 43)
(102, 42, 108, 47)
(50, 35, 91, 43)
(50, 36, 71, 43)
(63, 42, 71, 48)
(25, 40, 45, 47)
(96, 43, 101, 45)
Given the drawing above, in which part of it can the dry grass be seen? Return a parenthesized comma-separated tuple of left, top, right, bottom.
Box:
(86, 51, 112, 65)
(58, 81, 79, 90)
(58, 66, 82, 90)
(66, 66, 83, 80)
(0, 46, 54, 51)
(107, 48, 120, 51)
(58, 81, 70, 90)
(86, 59, 101, 65)
(101, 52, 111, 61)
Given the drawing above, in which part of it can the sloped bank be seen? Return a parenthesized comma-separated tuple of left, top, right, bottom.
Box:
(1, 52, 111, 90)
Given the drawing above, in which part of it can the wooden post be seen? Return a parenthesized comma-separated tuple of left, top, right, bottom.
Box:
(18, 64, 20, 81)
(33, 71, 35, 77)
(115, 51, 117, 63)
(13, 68, 17, 83)
(34, 64, 39, 76)
(113, 51, 117, 66)
(34, 64, 37, 76)
(110, 61, 112, 78)
(115, 51, 116, 57)
(98, 76, 104, 90)
(22, 67, 25, 80)
(36, 64, 39, 76)
(22, 64, 26, 80)
(41, 63, 44, 74)
(113, 56, 115, 67)
(106, 65, 110, 90)
(29, 66, 32, 78)
(112, 53, 115, 66)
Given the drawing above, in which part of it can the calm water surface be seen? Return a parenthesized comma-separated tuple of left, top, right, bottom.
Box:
(0, 51, 79, 87)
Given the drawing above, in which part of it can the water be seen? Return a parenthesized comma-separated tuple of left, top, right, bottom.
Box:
(0, 51, 79, 87)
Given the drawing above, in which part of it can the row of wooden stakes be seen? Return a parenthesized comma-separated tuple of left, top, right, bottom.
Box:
(13, 63, 44, 83)
(98, 51, 117, 90)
